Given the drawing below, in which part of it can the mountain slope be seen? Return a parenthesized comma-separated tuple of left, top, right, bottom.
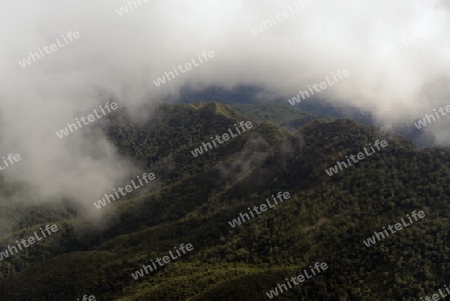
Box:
(0, 103, 449, 300)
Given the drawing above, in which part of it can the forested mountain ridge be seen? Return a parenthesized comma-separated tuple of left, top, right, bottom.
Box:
(178, 85, 436, 148)
(0, 103, 448, 300)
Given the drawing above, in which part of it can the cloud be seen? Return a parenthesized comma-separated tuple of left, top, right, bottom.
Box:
(0, 0, 449, 209)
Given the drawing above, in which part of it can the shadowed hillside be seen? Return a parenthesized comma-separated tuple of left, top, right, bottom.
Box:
(0, 103, 449, 300)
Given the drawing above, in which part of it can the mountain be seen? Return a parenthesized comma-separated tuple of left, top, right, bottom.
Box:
(177, 85, 437, 148)
(230, 103, 334, 130)
(0, 102, 449, 300)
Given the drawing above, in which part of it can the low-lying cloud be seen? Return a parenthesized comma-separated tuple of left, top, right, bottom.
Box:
(0, 0, 449, 209)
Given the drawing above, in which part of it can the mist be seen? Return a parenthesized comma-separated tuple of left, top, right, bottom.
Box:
(0, 0, 449, 209)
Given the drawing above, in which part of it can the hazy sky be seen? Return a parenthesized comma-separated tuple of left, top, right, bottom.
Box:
(0, 0, 449, 210)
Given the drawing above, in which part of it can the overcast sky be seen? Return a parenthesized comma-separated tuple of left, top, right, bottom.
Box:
(0, 0, 449, 211)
